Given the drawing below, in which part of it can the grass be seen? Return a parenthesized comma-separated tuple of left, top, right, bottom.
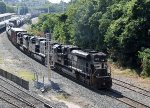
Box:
(17, 69, 35, 81)
(111, 65, 137, 77)
(55, 93, 70, 101)
(0, 57, 3, 64)
(110, 62, 150, 88)
(112, 68, 137, 77)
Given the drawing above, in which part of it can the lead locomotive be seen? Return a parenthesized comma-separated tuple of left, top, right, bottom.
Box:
(50, 44, 112, 89)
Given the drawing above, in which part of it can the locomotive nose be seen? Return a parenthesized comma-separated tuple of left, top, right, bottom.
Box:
(94, 68, 112, 89)
(94, 68, 108, 77)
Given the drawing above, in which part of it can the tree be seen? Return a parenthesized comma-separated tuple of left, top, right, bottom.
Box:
(6, 5, 15, 13)
(0, 1, 6, 14)
(19, 6, 28, 15)
(105, 0, 150, 68)
(139, 49, 150, 76)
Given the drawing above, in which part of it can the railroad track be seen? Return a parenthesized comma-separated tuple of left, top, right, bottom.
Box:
(112, 78, 150, 98)
(0, 84, 36, 108)
(0, 77, 52, 108)
(92, 87, 150, 108)
(0, 97, 26, 108)
(108, 78, 150, 108)
(0, 89, 35, 108)
(54, 69, 150, 108)
(107, 89, 150, 108)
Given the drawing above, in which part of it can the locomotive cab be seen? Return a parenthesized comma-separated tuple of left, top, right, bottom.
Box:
(29, 36, 37, 54)
(23, 34, 32, 50)
(50, 44, 62, 69)
(91, 53, 112, 89)
(35, 38, 46, 53)
(17, 32, 29, 46)
(92, 53, 109, 76)
(39, 41, 46, 58)
(53, 44, 62, 53)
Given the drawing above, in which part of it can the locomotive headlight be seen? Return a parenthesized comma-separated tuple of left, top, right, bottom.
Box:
(103, 82, 106, 85)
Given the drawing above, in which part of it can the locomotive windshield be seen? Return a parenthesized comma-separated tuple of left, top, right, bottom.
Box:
(32, 39, 36, 43)
(94, 55, 106, 62)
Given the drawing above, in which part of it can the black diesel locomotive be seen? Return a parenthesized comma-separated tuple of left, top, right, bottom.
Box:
(6, 25, 112, 89)
(50, 44, 112, 89)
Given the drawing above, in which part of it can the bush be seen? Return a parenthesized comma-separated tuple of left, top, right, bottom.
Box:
(139, 49, 150, 77)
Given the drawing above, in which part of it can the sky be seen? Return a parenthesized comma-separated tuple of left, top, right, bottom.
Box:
(48, 0, 71, 3)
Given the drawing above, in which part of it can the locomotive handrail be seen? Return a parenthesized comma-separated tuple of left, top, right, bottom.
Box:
(65, 58, 92, 73)
(65, 58, 111, 76)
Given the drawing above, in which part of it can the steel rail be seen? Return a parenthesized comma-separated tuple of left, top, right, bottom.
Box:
(0, 77, 53, 108)
(109, 89, 150, 108)
(112, 78, 150, 93)
(0, 84, 36, 108)
(0, 96, 21, 108)
(113, 81, 150, 98)
(0, 89, 34, 108)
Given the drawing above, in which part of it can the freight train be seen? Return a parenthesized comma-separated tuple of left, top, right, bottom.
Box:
(0, 13, 31, 32)
(0, 13, 14, 32)
(4, 20, 112, 89)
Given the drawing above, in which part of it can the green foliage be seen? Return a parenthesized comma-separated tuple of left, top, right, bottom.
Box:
(0, 1, 6, 14)
(59, 14, 68, 22)
(30, 14, 58, 36)
(19, 6, 28, 15)
(6, 5, 15, 13)
(48, 2, 68, 13)
(139, 49, 150, 76)
(105, 0, 150, 68)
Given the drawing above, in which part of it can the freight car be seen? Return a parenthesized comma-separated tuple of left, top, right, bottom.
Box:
(0, 13, 35, 32)
(7, 27, 112, 89)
